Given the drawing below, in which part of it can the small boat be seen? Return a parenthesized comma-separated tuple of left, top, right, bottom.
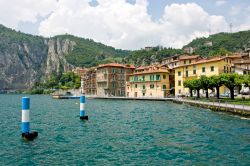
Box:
(52, 91, 80, 99)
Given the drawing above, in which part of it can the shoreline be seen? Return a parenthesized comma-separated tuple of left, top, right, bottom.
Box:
(90, 96, 250, 117)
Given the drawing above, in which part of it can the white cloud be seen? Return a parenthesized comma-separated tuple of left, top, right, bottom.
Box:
(38, 1, 228, 49)
(0, 0, 57, 29)
(0, 0, 233, 50)
(216, 0, 227, 6)
(235, 15, 250, 32)
(159, 3, 228, 48)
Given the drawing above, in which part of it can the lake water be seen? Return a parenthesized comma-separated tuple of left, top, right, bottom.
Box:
(0, 94, 249, 165)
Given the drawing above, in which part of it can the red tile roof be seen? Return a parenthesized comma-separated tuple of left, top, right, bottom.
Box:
(179, 55, 200, 60)
(173, 56, 230, 69)
(97, 63, 135, 69)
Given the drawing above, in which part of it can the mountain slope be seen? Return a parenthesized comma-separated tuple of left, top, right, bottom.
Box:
(0, 24, 128, 90)
(183, 30, 250, 56)
(55, 35, 129, 67)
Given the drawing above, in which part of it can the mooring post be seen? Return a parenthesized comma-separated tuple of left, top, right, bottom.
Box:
(22, 97, 30, 134)
(21, 97, 38, 141)
(80, 96, 88, 120)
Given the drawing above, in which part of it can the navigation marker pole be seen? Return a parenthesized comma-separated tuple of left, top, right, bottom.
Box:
(21, 97, 38, 141)
(80, 96, 88, 120)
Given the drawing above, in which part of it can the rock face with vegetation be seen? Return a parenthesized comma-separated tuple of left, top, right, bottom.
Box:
(0, 24, 128, 90)
(0, 23, 249, 90)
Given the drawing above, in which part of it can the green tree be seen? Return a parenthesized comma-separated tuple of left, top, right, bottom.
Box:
(243, 74, 250, 87)
(183, 80, 195, 97)
(200, 75, 210, 98)
(221, 73, 243, 100)
(208, 75, 223, 99)
(193, 79, 202, 98)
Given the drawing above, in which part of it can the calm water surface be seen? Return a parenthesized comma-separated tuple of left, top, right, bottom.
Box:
(0, 94, 249, 165)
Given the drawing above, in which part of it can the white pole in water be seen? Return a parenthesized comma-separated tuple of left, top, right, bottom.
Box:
(21, 97, 38, 140)
(80, 96, 88, 120)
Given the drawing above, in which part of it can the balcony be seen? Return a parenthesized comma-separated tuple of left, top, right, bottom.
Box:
(97, 79, 107, 83)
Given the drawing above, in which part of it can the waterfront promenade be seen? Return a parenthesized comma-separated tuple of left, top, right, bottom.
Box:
(175, 98, 250, 112)
(90, 96, 174, 101)
(90, 96, 250, 116)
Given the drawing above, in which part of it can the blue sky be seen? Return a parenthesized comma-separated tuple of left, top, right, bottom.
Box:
(0, 0, 249, 50)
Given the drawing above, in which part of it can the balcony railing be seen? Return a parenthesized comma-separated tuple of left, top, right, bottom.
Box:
(96, 79, 107, 83)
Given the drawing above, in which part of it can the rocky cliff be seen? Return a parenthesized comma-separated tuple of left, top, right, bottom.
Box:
(0, 24, 129, 90)
(0, 25, 75, 90)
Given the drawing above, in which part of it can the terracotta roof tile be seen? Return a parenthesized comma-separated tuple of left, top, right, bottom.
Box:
(97, 63, 135, 69)
(173, 56, 230, 69)
(179, 55, 200, 60)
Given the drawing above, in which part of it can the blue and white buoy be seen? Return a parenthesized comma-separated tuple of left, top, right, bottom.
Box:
(22, 97, 30, 134)
(80, 96, 88, 120)
(21, 97, 38, 141)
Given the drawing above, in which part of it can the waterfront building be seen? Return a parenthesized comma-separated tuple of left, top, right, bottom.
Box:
(96, 63, 135, 97)
(126, 65, 171, 98)
(183, 47, 196, 54)
(174, 56, 232, 96)
(161, 55, 201, 69)
(73, 67, 88, 77)
(83, 67, 97, 96)
(232, 59, 250, 75)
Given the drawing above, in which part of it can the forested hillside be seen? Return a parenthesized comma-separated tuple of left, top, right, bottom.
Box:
(124, 46, 183, 66)
(183, 30, 250, 56)
(55, 35, 130, 67)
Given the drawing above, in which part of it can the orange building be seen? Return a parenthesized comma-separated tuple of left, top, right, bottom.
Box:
(96, 63, 135, 97)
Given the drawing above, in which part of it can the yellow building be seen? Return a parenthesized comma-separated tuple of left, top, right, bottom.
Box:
(126, 65, 170, 98)
(174, 56, 232, 96)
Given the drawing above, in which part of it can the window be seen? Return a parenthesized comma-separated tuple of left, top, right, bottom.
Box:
(184, 60, 186, 64)
(135, 84, 137, 88)
(142, 75, 145, 81)
(178, 80, 181, 86)
(162, 85, 166, 90)
(186, 71, 188, 77)
(150, 84, 154, 89)
(156, 75, 160, 80)
(193, 65, 196, 69)
(224, 66, 226, 73)
(178, 89, 181, 94)
(112, 68, 116, 73)
(150, 75, 154, 81)
(202, 67, 206, 73)
(112, 82, 115, 88)
(189, 60, 191, 64)
(134, 76, 138, 81)
(193, 70, 196, 75)
(178, 71, 181, 76)
(211, 66, 214, 72)
(163, 75, 166, 79)
(143, 85, 146, 89)
(143, 93, 145, 96)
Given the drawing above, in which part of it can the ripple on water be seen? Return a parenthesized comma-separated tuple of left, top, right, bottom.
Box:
(0, 95, 249, 165)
